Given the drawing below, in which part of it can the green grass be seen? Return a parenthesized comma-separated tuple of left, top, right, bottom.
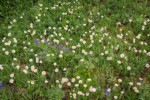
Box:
(0, 0, 150, 99)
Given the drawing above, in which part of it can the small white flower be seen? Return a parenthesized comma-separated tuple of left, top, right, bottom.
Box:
(45, 80, 48, 83)
(60, 51, 63, 54)
(10, 73, 14, 77)
(0, 65, 3, 70)
(87, 78, 92, 82)
(56, 80, 59, 83)
(61, 78, 68, 83)
(133, 87, 137, 90)
(33, 69, 38, 73)
(23, 69, 28, 74)
(129, 19, 132, 22)
(72, 46, 76, 49)
(121, 91, 124, 94)
(107, 57, 112, 61)
(78, 80, 83, 84)
(76, 76, 80, 79)
(86, 93, 89, 96)
(118, 79, 122, 83)
(129, 82, 133, 86)
(13, 19, 16, 23)
(5, 51, 9, 55)
(59, 84, 62, 88)
(115, 83, 119, 87)
(13, 38, 17, 43)
(117, 61, 121, 64)
(8, 32, 11, 36)
(46, 54, 50, 57)
(75, 84, 79, 87)
(105, 51, 108, 54)
(89, 51, 93, 55)
(12, 50, 16, 53)
(42, 71, 46, 75)
(127, 66, 131, 70)
(114, 96, 118, 99)
(92, 88, 96, 92)
(63, 68, 67, 71)
(80, 59, 84, 62)
(89, 86, 96, 92)
(59, 54, 63, 58)
(67, 82, 71, 86)
(83, 84, 87, 88)
(25, 66, 28, 69)
(146, 64, 150, 68)
(54, 68, 59, 73)
(29, 59, 33, 62)
(120, 54, 125, 58)
(53, 62, 57, 66)
(2, 48, 5, 51)
(137, 82, 141, 86)
(134, 89, 139, 93)
(72, 93, 76, 99)
(77, 91, 83, 95)
(71, 78, 76, 82)
(9, 79, 14, 84)
(31, 81, 35, 85)
(16, 65, 20, 69)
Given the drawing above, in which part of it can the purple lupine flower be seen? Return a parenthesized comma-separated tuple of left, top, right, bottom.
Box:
(44, 49, 48, 52)
(42, 56, 46, 59)
(39, 52, 43, 56)
(49, 41, 53, 46)
(54, 45, 58, 49)
(59, 45, 63, 49)
(0, 82, 3, 89)
(34, 39, 39, 44)
(65, 48, 69, 52)
(106, 88, 111, 95)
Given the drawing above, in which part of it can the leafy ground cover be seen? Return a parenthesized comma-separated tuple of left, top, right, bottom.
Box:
(0, 0, 150, 99)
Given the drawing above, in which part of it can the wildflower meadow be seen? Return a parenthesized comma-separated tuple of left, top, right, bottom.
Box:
(0, 0, 150, 99)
